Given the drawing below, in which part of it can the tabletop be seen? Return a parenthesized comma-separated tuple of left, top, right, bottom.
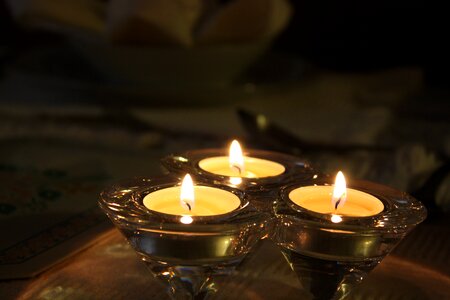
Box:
(2, 220, 449, 300)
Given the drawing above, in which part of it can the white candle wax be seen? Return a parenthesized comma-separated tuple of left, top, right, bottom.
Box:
(143, 186, 241, 216)
(198, 156, 285, 178)
(289, 186, 384, 217)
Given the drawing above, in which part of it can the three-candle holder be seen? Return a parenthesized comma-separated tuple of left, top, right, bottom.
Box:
(99, 147, 427, 300)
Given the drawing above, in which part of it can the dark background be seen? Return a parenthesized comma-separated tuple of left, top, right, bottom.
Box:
(0, 0, 440, 83)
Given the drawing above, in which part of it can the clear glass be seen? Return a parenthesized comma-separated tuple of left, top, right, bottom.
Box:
(272, 175, 427, 300)
(99, 176, 269, 300)
(160, 148, 317, 211)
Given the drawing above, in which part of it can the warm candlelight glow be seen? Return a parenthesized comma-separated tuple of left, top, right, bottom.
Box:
(198, 141, 285, 178)
(331, 214, 343, 223)
(180, 215, 193, 224)
(144, 178, 240, 216)
(180, 174, 195, 212)
(229, 177, 242, 185)
(288, 170, 383, 217)
(229, 140, 245, 175)
(332, 171, 347, 210)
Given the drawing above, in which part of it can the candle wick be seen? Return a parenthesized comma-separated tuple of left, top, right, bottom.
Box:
(184, 202, 192, 211)
(232, 165, 242, 175)
(334, 198, 341, 210)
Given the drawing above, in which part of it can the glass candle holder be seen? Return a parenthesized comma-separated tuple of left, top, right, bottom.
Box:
(161, 148, 317, 211)
(272, 176, 427, 300)
(99, 176, 269, 300)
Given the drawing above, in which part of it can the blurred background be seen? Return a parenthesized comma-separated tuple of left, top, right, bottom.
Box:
(0, 0, 449, 299)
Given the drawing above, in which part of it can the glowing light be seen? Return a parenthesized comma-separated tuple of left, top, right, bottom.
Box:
(229, 140, 245, 175)
(331, 214, 343, 223)
(180, 174, 195, 211)
(332, 171, 347, 210)
(229, 177, 242, 185)
(180, 215, 193, 224)
(256, 114, 268, 130)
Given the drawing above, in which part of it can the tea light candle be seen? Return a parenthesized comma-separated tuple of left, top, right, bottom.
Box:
(198, 140, 285, 178)
(143, 174, 241, 218)
(289, 171, 384, 218)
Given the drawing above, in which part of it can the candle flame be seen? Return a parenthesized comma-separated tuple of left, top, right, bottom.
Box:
(332, 171, 347, 210)
(229, 140, 245, 175)
(180, 174, 195, 212)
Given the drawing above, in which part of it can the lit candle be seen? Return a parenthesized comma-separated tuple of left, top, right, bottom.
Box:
(143, 174, 241, 218)
(100, 175, 269, 299)
(288, 171, 384, 218)
(198, 140, 285, 178)
(274, 171, 426, 299)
